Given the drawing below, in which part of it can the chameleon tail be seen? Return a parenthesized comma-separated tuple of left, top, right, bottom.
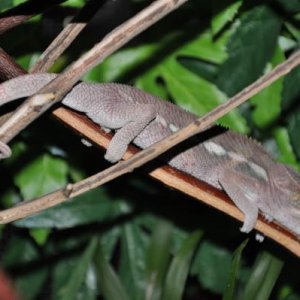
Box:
(0, 73, 57, 106)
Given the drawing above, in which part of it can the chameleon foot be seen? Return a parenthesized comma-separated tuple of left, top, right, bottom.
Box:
(0, 142, 11, 159)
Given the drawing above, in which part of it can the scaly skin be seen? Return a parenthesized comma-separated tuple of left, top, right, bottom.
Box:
(1, 73, 300, 235)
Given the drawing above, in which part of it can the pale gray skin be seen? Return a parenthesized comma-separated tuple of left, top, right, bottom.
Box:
(1, 73, 300, 235)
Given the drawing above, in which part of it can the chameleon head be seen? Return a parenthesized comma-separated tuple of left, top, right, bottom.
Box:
(269, 163, 300, 236)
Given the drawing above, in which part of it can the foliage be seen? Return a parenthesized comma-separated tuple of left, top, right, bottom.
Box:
(1, 0, 300, 299)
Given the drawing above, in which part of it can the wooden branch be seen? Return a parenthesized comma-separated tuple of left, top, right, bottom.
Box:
(30, 0, 106, 73)
(0, 48, 26, 81)
(1, 49, 300, 257)
(0, 0, 66, 35)
(0, 0, 188, 146)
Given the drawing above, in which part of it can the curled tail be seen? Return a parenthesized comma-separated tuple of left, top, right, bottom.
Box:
(0, 73, 57, 106)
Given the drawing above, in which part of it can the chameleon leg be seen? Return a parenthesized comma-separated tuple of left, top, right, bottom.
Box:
(104, 104, 157, 163)
(218, 170, 259, 233)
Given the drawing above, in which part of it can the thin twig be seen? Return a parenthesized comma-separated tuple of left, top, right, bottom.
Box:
(30, 0, 106, 73)
(0, 0, 188, 145)
(0, 0, 66, 35)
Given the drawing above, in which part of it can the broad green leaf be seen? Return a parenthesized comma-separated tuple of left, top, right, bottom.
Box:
(178, 57, 219, 83)
(15, 154, 68, 200)
(100, 227, 121, 261)
(191, 241, 232, 294)
(14, 188, 115, 228)
(273, 127, 300, 170)
(57, 238, 98, 300)
(282, 65, 300, 111)
(242, 252, 283, 300)
(50, 236, 97, 298)
(119, 222, 148, 300)
(211, 0, 243, 35)
(223, 239, 248, 300)
(162, 230, 203, 300)
(217, 5, 282, 96)
(288, 113, 300, 161)
(177, 31, 228, 64)
(144, 221, 172, 300)
(282, 63, 300, 162)
(250, 46, 285, 128)
(160, 58, 248, 132)
(94, 240, 130, 300)
(135, 68, 169, 99)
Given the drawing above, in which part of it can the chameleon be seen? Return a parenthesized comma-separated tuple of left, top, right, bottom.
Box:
(0, 73, 300, 236)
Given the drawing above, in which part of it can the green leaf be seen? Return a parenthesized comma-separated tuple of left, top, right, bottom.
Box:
(282, 65, 300, 111)
(191, 241, 232, 294)
(250, 45, 285, 128)
(177, 31, 228, 64)
(160, 58, 248, 132)
(119, 222, 148, 300)
(287, 113, 300, 161)
(162, 230, 203, 300)
(29, 228, 51, 245)
(223, 239, 248, 300)
(178, 57, 219, 83)
(100, 227, 121, 261)
(135, 68, 169, 99)
(94, 240, 130, 300)
(14, 154, 68, 200)
(57, 238, 98, 300)
(281, 63, 300, 162)
(211, 0, 243, 36)
(144, 221, 172, 300)
(14, 188, 115, 228)
(217, 5, 282, 96)
(242, 252, 283, 300)
(273, 127, 300, 170)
